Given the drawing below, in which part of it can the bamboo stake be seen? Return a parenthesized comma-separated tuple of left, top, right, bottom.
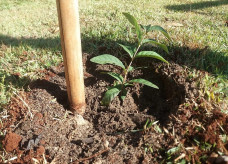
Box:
(56, 0, 86, 114)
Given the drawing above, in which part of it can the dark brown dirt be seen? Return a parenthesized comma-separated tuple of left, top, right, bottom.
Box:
(1, 53, 227, 164)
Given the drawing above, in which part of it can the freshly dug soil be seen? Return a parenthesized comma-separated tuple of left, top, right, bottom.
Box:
(1, 53, 227, 164)
(2, 132, 22, 152)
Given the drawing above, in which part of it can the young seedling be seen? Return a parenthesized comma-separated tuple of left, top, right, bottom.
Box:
(90, 12, 171, 105)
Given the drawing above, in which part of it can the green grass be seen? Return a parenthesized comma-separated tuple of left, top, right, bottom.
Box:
(0, 0, 227, 106)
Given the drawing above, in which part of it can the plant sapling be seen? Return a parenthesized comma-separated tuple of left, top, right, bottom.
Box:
(90, 12, 171, 105)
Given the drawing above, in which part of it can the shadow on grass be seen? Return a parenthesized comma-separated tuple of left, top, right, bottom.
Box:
(0, 34, 122, 54)
(0, 33, 227, 78)
(0, 34, 61, 50)
(165, 0, 228, 12)
(0, 73, 30, 105)
(1, 33, 228, 78)
(168, 45, 228, 78)
(2, 73, 31, 88)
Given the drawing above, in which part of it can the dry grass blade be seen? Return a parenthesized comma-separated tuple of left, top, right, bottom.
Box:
(12, 91, 33, 119)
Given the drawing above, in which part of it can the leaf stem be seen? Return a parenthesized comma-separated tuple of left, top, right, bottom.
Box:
(123, 37, 144, 84)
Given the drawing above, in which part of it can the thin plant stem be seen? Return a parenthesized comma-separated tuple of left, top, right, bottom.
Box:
(123, 36, 144, 84)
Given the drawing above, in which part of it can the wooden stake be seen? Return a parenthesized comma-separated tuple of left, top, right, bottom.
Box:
(56, 0, 86, 114)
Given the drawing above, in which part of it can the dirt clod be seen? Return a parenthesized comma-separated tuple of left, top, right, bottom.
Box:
(36, 146, 45, 156)
(3, 132, 22, 152)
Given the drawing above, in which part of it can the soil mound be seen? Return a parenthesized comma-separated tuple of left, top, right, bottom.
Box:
(1, 54, 227, 163)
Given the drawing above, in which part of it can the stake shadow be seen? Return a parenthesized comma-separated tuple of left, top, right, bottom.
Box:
(0, 34, 123, 54)
(29, 79, 68, 108)
(0, 34, 60, 50)
(165, 0, 228, 12)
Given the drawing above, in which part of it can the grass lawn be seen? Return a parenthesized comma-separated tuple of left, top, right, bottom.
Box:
(0, 0, 227, 162)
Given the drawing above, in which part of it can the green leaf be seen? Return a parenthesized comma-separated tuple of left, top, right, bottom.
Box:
(124, 83, 134, 87)
(144, 119, 150, 130)
(178, 159, 187, 164)
(135, 51, 168, 63)
(147, 121, 153, 129)
(140, 24, 151, 33)
(102, 72, 123, 83)
(118, 43, 134, 58)
(101, 86, 121, 106)
(147, 25, 171, 41)
(129, 78, 159, 89)
(121, 88, 127, 100)
(140, 24, 147, 31)
(90, 54, 125, 69)
(113, 81, 119, 87)
(128, 66, 134, 72)
(123, 12, 142, 42)
(167, 146, 180, 155)
(142, 39, 169, 53)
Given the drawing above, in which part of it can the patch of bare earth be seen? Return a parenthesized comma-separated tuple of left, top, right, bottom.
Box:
(1, 53, 227, 163)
